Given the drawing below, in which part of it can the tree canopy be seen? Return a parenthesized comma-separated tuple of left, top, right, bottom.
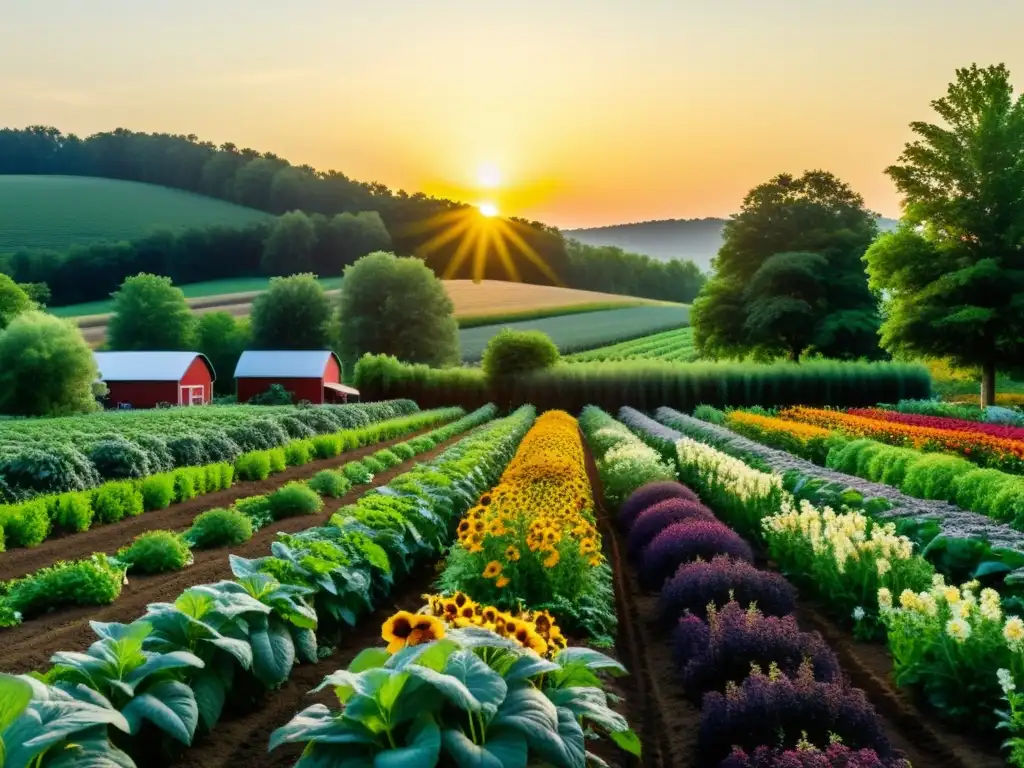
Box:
(864, 63, 1024, 405)
(194, 311, 251, 394)
(249, 273, 332, 350)
(338, 251, 460, 368)
(107, 273, 194, 350)
(0, 312, 99, 416)
(0, 274, 33, 330)
(692, 170, 881, 361)
(261, 210, 317, 275)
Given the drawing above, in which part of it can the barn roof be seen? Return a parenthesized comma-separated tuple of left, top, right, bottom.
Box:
(234, 350, 341, 379)
(94, 352, 216, 382)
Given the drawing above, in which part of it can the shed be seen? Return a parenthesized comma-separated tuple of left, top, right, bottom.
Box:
(234, 350, 355, 404)
(94, 351, 216, 409)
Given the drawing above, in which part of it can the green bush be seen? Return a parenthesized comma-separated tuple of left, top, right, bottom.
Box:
(902, 454, 975, 502)
(481, 328, 560, 380)
(308, 470, 352, 498)
(236, 451, 272, 481)
(284, 441, 312, 467)
(408, 436, 436, 453)
(342, 432, 360, 451)
(864, 445, 919, 487)
(4, 500, 50, 547)
(994, 483, 1024, 525)
(116, 530, 193, 574)
(92, 481, 144, 524)
(391, 443, 415, 460)
(312, 434, 342, 459)
(189, 466, 208, 496)
(52, 492, 94, 533)
(373, 449, 401, 469)
(266, 482, 323, 520)
(235, 495, 273, 529)
(693, 404, 726, 424)
(140, 473, 176, 510)
(342, 461, 373, 485)
(268, 448, 287, 474)
(955, 469, 1016, 518)
(6, 555, 125, 618)
(362, 455, 385, 473)
(184, 507, 254, 549)
(173, 469, 198, 502)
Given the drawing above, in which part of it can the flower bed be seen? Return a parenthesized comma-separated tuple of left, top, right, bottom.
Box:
(726, 410, 836, 464)
(851, 407, 1024, 441)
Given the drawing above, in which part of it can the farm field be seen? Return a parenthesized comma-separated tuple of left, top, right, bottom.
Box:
(459, 304, 690, 361)
(566, 326, 698, 363)
(0, 175, 270, 251)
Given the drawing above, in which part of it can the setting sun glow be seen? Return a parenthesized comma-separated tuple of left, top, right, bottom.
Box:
(477, 163, 501, 189)
(478, 202, 498, 217)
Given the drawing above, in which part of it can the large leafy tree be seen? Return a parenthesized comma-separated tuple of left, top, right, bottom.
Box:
(107, 273, 194, 350)
(261, 210, 317, 276)
(692, 170, 881, 361)
(0, 274, 33, 330)
(249, 273, 332, 350)
(865, 63, 1024, 405)
(338, 251, 460, 368)
(194, 311, 251, 394)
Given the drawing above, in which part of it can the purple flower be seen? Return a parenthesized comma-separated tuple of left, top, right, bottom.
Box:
(660, 555, 796, 623)
(627, 498, 717, 560)
(639, 520, 753, 591)
(721, 743, 911, 768)
(618, 480, 699, 531)
(672, 601, 840, 701)
(700, 665, 896, 765)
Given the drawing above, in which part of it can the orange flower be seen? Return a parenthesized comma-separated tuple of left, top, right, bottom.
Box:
(495, 575, 510, 588)
(482, 561, 502, 579)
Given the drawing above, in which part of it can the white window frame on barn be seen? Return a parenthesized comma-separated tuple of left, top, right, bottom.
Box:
(179, 385, 204, 406)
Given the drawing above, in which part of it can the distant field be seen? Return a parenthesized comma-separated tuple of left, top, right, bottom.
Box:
(0, 175, 269, 252)
(458, 305, 690, 362)
(567, 327, 697, 363)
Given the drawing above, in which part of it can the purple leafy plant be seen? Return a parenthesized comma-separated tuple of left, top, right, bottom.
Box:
(721, 743, 912, 768)
(660, 555, 796, 623)
(627, 498, 717, 560)
(618, 480, 699, 531)
(639, 519, 753, 591)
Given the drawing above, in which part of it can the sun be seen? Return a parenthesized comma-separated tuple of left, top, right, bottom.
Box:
(478, 202, 498, 217)
(477, 163, 501, 189)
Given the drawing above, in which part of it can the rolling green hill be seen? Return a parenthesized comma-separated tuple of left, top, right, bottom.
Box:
(0, 175, 270, 251)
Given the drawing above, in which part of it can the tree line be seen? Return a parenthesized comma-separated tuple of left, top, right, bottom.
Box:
(0, 126, 705, 304)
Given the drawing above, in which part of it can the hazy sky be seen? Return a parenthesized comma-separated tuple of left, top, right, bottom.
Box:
(2, 0, 1023, 228)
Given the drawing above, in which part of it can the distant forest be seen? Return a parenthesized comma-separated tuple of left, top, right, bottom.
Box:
(0, 126, 705, 305)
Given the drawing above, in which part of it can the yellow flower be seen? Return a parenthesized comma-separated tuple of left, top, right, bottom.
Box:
(505, 545, 521, 562)
(876, 558, 890, 577)
(899, 589, 918, 610)
(495, 575, 510, 588)
(946, 617, 971, 643)
(587, 555, 602, 567)
(943, 587, 961, 605)
(482, 561, 503, 579)
(543, 550, 561, 569)
(1004, 616, 1024, 646)
(382, 611, 445, 653)
(579, 537, 598, 555)
(878, 588, 892, 611)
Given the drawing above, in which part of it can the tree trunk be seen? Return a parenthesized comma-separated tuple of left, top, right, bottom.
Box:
(981, 361, 997, 407)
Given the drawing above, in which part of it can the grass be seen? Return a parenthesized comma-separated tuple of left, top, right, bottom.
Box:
(0, 175, 270, 252)
(458, 305, 691, 362)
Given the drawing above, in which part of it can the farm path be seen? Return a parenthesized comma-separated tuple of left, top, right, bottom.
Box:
(0, 427, 438, 583)
(0, 433, 465, 675)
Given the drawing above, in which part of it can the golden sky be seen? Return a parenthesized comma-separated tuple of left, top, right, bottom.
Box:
(3, 0, 1024, 228)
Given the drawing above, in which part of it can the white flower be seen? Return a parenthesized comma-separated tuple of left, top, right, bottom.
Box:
(946, 617, 971, 643)
(852, 606, 866, 621)
(998, 668, 1016, 695)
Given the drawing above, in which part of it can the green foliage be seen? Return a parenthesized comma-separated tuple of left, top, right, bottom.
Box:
(0, 311, 100, 416)
(866, 64, 1024, 404)
(194, 311, 251, 395)
(372, 448, 401, 468)
(5, 554, 125, 618)
(481, 328, 561, 379)
(565, 236, 705, 302)
(567, 327, 698, 364)
(116, 530, 193, 574)
(692, 170, 881, 362)
(307, 470, 352, 498)
(262, 210, 317, 275)
(460, 300, 649, 329)
(311, 433, 342, 459)
(269, 447, 287, 473)
(138, 473, 175, 511)
(342, 461, 374, 484)
(693, 404, 726, 424)
(249, 273, 332, 350)
(235, 494, 274, 529)
(901, 454, 976, 502)
(184, 507, 254, 548)
(3, 499, 50, 547)
(361, 455, 385, 473)
(267, 482, 324, 519)
(391, 442, 415, 460)
(338, 251, 460, 367)
(0, 274, 33, 330)
(52, 491, 94, 533)
(92, 481, 144, 524)
(107, 273, 195, 351)
(284, 439, 313, 467)
(235, 450, 272, 481)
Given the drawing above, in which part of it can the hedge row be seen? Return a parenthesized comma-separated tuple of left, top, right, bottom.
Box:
(353, 354, 932, 413)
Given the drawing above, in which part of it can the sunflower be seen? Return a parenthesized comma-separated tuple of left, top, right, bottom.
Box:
(458, 604, 476, 621)
(481, 606, 499, 624)
(439, 598, 459, 619)
(482, 561, 503, 579)
(456, 519, 472, 537)
(587, 555, 603, 567)
(532, 610, 555, 637)
(452, 592, 470, 608)
(505, 545, 521, 562)
(543, 549, 561, 569)
(479, 493, 492, 507)
(579, 537, 598, 555)
(496, 575, 510, 588)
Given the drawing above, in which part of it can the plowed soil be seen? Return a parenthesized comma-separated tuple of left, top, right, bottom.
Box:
(0, 428, 438, 583)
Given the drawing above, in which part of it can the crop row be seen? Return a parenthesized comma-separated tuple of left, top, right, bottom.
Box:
(581, 408, 910, 765)
(0, 399, 420, 502)
(625, 407, 1024, 762)
(0, 404, 535, 768)
(885, 398, 1024, 427)
(566, 326, 697, 363)
(0, 406, 463, 551)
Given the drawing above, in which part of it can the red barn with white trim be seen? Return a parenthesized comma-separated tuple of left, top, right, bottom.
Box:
(234, 350, 357, 404)
(94, 351, 216, 409)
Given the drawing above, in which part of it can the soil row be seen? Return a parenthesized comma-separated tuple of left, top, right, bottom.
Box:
(0, 427, 437, 583)
(0, 432, 464, 676)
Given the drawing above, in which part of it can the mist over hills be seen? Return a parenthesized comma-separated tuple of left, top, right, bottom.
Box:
(564, 216, 900, 273)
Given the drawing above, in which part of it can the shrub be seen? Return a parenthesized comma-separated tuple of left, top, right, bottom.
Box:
(954, 468, 1015, 518)
(619, 481, 700, 531)
(88, 438, 152, 480)
(481, 328, 560, 379)
(659, 555, 796, 623)
(0, 445, 99, 498)
(173, 468, 198, 502)
(279, 415, 316, 439)
(202, 433, 243, 463)
(598, 442, 675, 510)
(268, 447, 287, 474)
(342, 461, 373, 484)
(284, 440, 313, 467)
(116, 530, 193, 574)
(699, 666, 896, 764)
(183, 508, 253, 549)
(673, 601, 840, 701)
(235, 495, 273, 529)
(694, 404, 727, 424)
(5, 555, 125, 618)
(248, 383, 295, 405)
(639, 519, 754, 591)
(626, 498, 716, 560)
(901, 454, 974, 501)
(408, 436, 435, 453)
(311, 434, 342, 459)
(721, 744, 910, 768)
(167, 433, 208, 466)
(4, 499, 51, 547)
(362, 455, 385, 473)
(92, 481, 144, 524)
(52, 492, 94, 534)
(267, 482, 324, 519)
(140, 473, 176, 510)
(308, 470, 352, 498)
(863, 444, 919, 487)
(391, 442, 415, 460)
(373, 449, 401, 468)
(235, 451, 272, 482)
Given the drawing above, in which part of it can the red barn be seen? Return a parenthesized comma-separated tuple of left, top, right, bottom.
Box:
(94, 351, 216, 409)
(234, 350, 358, 404)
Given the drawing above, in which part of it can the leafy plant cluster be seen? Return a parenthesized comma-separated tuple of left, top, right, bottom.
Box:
(0, 404, 531, 767)
(566, 326, 698, 364)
